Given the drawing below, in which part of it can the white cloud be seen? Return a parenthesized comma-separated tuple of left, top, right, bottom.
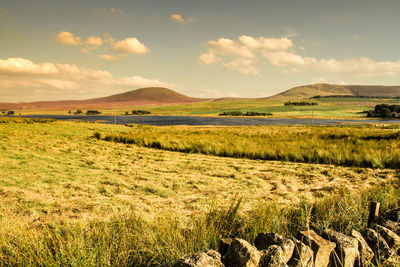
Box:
(262, 51, 305, 66)
(223, 58, 259, 75)
(200, 35, 400, 77)
(198, 52, 221, 64)
(54, 31, 82, 45)
(55, 31, 150, 60)
(112, 37, 149, 54)
(0, 57, 174, 102)
(86, 36, 103, 46)
(170, 14, 194, 23)
(171, 14, 185, 23)
(98, 54, 128, 61)
(0, 58, 59, 75)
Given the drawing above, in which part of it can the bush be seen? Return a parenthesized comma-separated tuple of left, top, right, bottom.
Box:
(7, 110, 15, 115)
(93, 132, 101, 139)
(132, 110, 151, 115)
(74, 110, 83, 115)
(219, 111, 272, 116)
(85, 110, 102, 115)
(366, 104, 400, 119)
(284, 101, 318, 106)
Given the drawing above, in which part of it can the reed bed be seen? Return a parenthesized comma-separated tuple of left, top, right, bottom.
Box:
(102, 124, 400, 168)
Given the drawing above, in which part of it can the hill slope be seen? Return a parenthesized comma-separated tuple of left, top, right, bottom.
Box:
(269, 83, 400, 99)
(0, 87, 205, 110)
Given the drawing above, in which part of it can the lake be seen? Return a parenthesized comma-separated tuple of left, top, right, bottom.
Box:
(18, 115, 400, 126)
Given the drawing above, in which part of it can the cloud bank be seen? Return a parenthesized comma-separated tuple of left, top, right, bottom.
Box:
(54, 31, 149, 61)
(0, 58, 174, 102)
(199, 35, 400, 77)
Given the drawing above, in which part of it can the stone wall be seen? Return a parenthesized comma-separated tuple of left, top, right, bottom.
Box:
(174, 205, 400, 267)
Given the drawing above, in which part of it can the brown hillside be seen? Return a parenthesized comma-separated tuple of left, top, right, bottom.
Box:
(89, 87, 202, 103)
(0, 87, 205, 110)
(268, 83, 400, 99)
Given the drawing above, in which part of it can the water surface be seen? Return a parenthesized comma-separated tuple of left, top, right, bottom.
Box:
(19, 115, 400, 126)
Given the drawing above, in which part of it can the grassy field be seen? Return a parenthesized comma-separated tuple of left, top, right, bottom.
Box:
(104, 124, 400, 168)
(0, 118, 399, 265)
(11, 96, 400, 118)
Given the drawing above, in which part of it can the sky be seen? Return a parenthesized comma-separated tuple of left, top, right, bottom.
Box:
(1, 0, 400, 102)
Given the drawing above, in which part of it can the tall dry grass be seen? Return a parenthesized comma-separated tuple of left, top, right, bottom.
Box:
(1, 182, 399, 266)
(102, 125, 400, 169)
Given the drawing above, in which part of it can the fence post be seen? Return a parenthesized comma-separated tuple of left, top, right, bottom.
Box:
(368, 201, 380, 226)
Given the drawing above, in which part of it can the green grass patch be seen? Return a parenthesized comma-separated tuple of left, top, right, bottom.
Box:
(104, 124, 400, 169)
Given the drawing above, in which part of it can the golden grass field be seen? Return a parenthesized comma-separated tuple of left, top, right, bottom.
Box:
(0, 118, 399, 265)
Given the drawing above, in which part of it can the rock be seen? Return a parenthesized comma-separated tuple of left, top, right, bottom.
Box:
(361, 228, 394, 263)
(218, 238, 232, 258)
(255, 233, 285, 250)
(351, 230, 374, 267)
(298, 230, 336, 267)
(287, 238, 313, 267)
(384, 208, 400, 223)
(174, 250, 224, 267)
(279, 239, 295, 264)
(322, 228, 358, 267)
(255, 233, 295, 263)
(223, 238, 261, 267)
(259, 245, 288, 267)
(380, 220, 400, 236)
(375, 224, 400, 253)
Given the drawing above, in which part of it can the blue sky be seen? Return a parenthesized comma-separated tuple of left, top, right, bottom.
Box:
(1, 0, 400, 101)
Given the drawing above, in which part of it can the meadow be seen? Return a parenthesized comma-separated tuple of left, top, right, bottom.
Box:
(0, 118, 399, 265)
(104, 123, 400, 168)
(13, 96, 400, 118)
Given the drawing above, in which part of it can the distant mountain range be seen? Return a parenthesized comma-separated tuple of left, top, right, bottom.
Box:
(1, 84, 400, 110)
(268, 83, 400, 99)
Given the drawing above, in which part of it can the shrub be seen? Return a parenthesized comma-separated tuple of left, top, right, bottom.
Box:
(93, 132, 101, 139)
(74, 109, 83, 115)
(219, 111, 272, 116)
(132, 110, 151, 115)
(7, 110, 15, 115)
(366, 104, 400, 118)
(85, 110, 102, 115)
(284, 101, 318, 106)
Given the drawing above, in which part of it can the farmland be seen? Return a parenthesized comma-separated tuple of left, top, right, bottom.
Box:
(0, 118, 399, 265)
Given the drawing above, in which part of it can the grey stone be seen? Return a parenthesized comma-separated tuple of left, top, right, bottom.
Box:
(298, 230, 336, 267)
(218, 238, 232, 258)
(259, 245, 288, 267)
(255, 233, 285, 250)
(361, 228, 394, 263)
(322, 228, 358, 267)
(351, 230, 374, 267)
(223, 238, 261, 267)
(174, 250, 224, 267)
(375, 224, 400, 253)
(380, 220, 400, 236)
(255, 233, 295, 263)
(384, 208, 400, 223)
(287, 238, 313, 267)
